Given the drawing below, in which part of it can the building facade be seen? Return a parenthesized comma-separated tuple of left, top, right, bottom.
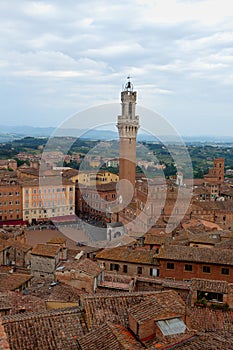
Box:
(21, 177, 75, 224)
(0, 178, 23, 224)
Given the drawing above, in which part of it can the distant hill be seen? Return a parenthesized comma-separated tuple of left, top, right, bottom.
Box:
(0, 125, 54, 137)
(1, 125, 233, 144)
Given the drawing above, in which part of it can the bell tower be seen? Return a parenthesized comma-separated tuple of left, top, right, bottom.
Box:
(117, 77, 139, 205)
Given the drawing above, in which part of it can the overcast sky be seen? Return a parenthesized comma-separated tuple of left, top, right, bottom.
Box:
(0, 0, 233, 136)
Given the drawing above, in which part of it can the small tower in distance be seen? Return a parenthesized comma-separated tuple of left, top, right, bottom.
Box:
(117, 77, 140, 204)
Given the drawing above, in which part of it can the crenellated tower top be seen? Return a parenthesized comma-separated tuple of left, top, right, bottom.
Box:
(117, 77, 139, 139)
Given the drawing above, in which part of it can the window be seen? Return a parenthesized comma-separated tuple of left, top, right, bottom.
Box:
(123, 265, 128, 273)
(167, 262, 174, 270)
(150, 268, 159, 277)
(110, 263, 119, 271)
(137, 267, 143, 275)
(184, 264, 193, 272)
(221, 267, 229, 275)
(198, 291, 223, 303)
(203, 266, 211, 273)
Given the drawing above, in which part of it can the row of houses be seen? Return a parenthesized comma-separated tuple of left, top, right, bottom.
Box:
(0, 165, 119, 225)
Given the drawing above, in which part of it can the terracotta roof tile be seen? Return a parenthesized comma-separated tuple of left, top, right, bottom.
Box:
(191, 278, 228, 294)
(31, 243, 61, 258)
(178, 331, 233, 350)
(144, 234, 168, 245)
(82, 291, 180, 330)
(0, 316, 10, 350)
(7, 239, 32, 252)
(2, 307, 88, 350)
(156, 245, 233, 265)
(57, 258, 103, 277)
(78, 322, 144, 350)
(47, 237, 67, 244)
(129, 290, 185, 324)
(0, 291, 46, 314)
(96, 246, 156, 264)
(0, 273, 33, 292)
(26, 277, 85, 302)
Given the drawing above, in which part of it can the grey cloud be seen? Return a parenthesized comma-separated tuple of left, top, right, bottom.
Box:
(0, 0, 233, 135)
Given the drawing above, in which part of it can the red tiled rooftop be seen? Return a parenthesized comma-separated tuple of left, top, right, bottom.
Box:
(31, 243, 61, 258)
(47, 237, 67, 244)
(0, 291, 46, 314)
(177, 331, 233, 350)
(129, 290, 185, 324)
(96, 246, 156, 264)
(57, 258, 103, 277)
(78, 322, 144, 350)
(82, 291, 181, 330)
(2, 307, 88, 350)
(156, 245, 233, 265)
(0, 316, 10, 350)
(0, 273, 33, 292)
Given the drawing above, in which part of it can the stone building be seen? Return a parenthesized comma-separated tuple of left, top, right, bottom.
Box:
(30, 243, 67, 277)
(7, 240, 32, 267)
(96, 246, 159, 278)
(55, 258, 104, 293)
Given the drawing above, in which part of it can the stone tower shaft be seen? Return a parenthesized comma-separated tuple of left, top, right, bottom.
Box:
(117, 79, 140, 201)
